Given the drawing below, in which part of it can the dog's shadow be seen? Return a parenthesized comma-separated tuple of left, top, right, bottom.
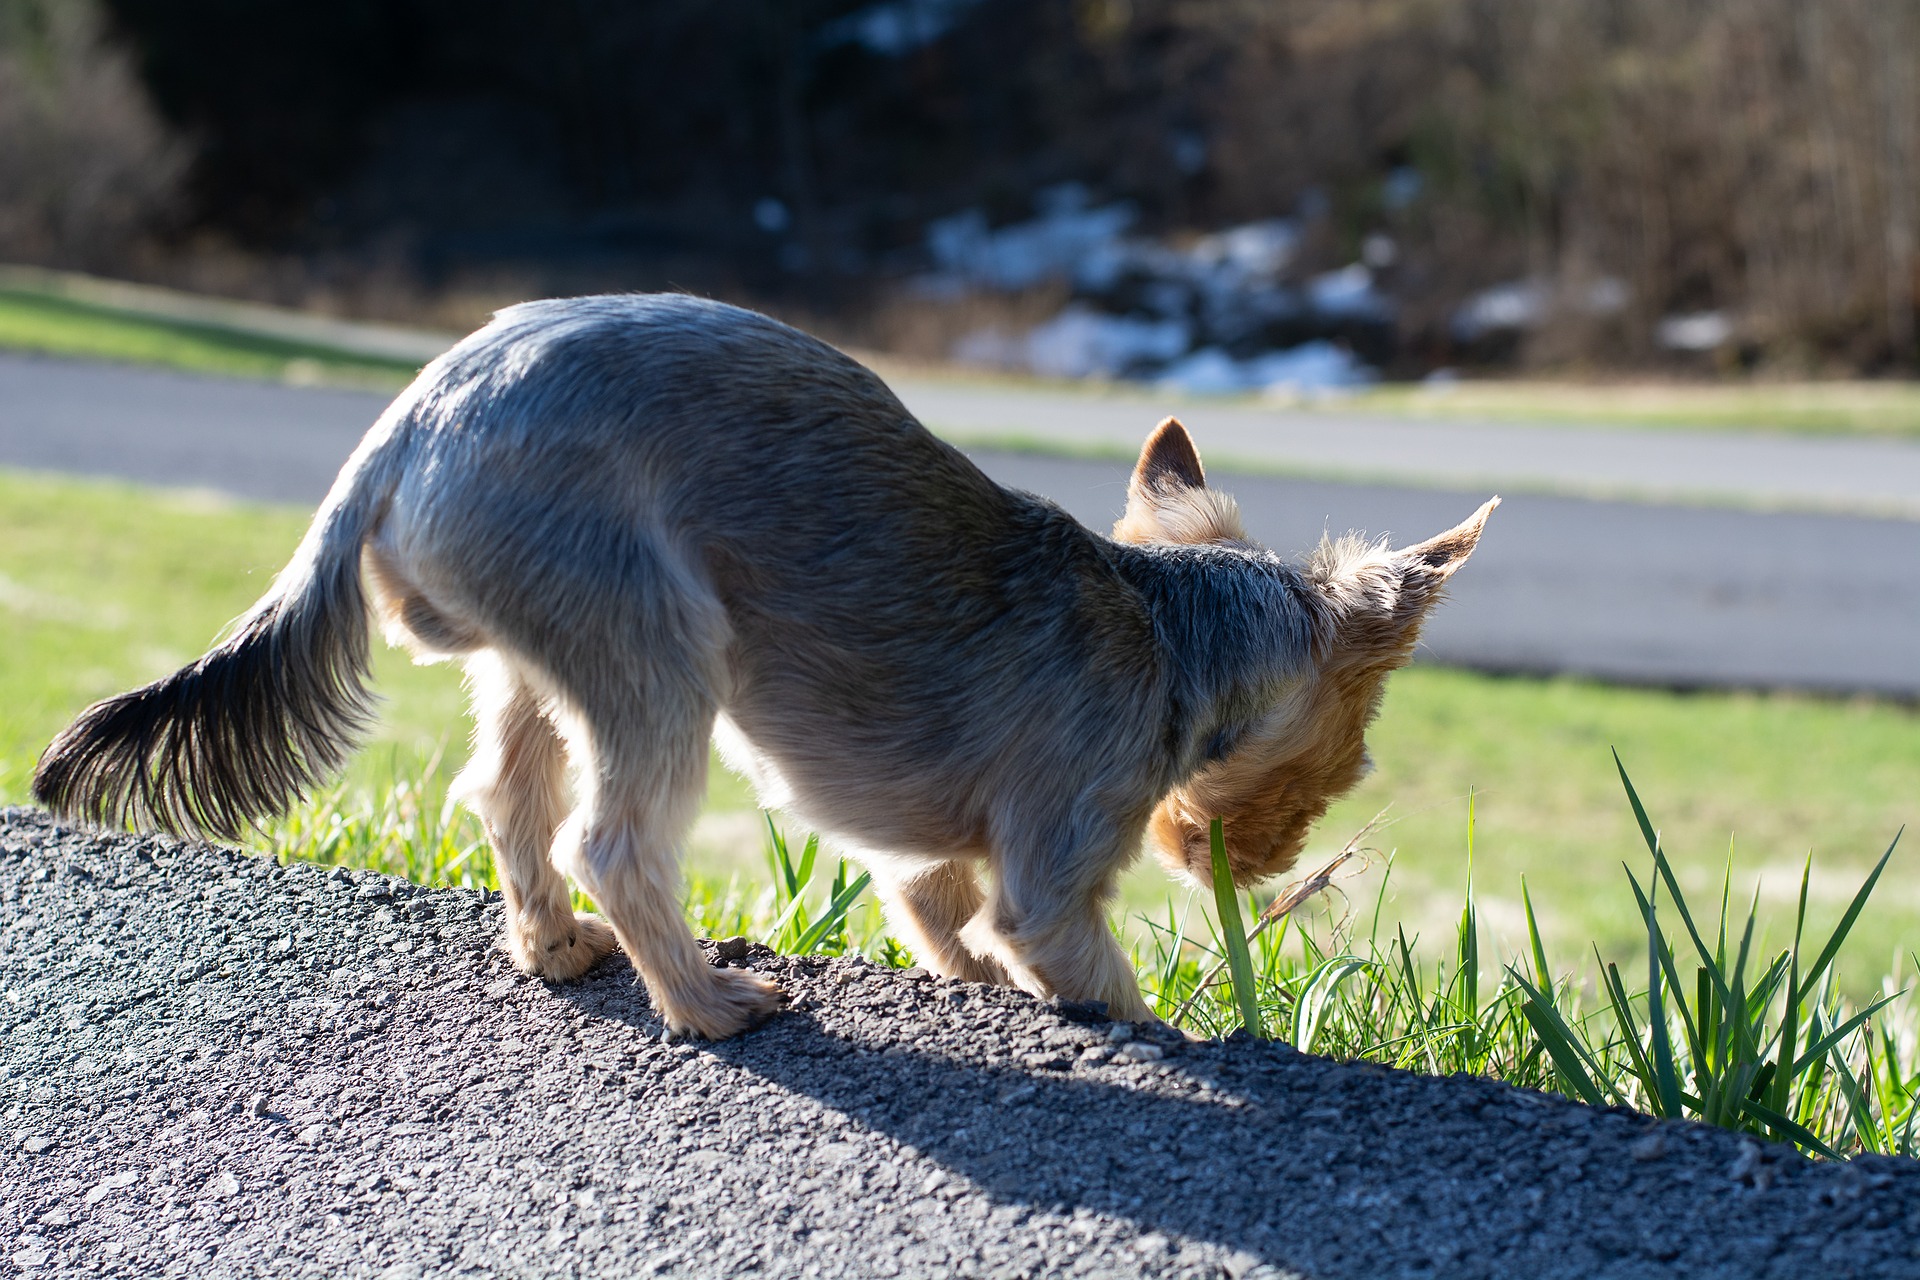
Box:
(541, 954, 1686, 1280)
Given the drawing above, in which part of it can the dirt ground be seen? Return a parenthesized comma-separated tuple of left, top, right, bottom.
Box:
(4, 807, 1918, 1279)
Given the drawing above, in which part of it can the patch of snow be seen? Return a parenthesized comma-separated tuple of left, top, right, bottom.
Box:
(926, 184, 1137, 291)
(955, 304, 1190, 380)
(1189, 219, 1300, 280)
(1308, 264, 1392, 320)
(1153, 347, 1246, 395)
(821, 0, 981, 55)
(1656, 311, 1732, 351)
(1453, 277, 1630, 341)
(1155, 340, 1374, 397)
(1452, 280, 1551, 341)
(1246, 341, 1376, 395)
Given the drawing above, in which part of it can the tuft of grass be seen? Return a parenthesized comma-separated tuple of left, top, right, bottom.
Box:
(253, 763, 897, 962)
(0, 287, 421, 388)
(1150, 759, 1917, 1157)
(1509, 755, 1910, 1157)
(760, 815, 875, 956)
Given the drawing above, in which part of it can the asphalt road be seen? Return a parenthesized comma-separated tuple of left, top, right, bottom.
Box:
(10, 809, 1920, 1280)
(889, 375, 1920, 519)
(4, 351, 1917, 695)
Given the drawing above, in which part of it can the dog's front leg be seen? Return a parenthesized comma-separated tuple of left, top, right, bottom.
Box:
(961, 827, 1155, 1023)
(865, 856, 1012, 986)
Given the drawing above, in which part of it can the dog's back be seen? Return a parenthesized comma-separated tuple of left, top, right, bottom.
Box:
(376, 294, 1179, 858)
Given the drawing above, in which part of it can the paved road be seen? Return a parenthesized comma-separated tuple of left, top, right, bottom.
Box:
(10, 810, 1918, 1280)
(4, 352, 1917, 695)
(888, 374, 1920, 519)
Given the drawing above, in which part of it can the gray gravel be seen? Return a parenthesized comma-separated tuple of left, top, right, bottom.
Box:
(5, 807, 1920, 1280)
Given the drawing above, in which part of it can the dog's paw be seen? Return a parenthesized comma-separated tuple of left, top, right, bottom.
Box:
(507, 910, 619, 981)
(660, 966, 786, 1040)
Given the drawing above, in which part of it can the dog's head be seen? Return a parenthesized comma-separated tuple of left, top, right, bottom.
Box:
(1113, 418, 1497, 888)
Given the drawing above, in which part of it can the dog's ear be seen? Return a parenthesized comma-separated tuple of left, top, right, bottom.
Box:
(1134, 416, 1206, 492)
(1396, 496, 1499, 610)
(1402, 496, 1499, 579)
(1114, 418, 1245, 544)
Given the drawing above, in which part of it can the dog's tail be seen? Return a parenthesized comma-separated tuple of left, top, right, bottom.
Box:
(32, 419, 415, 840)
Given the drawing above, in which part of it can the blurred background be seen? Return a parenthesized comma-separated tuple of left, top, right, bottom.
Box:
(2, 0, 1917, 984)
(10, 0, 1920, 379)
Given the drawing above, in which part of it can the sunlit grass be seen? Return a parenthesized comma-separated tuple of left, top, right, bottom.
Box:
(1151, 771, 1917, 1158)
(0, 287, 419, 388)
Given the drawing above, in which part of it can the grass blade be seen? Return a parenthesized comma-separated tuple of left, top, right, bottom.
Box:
(1801, 829, 1904, 995)
(792, 867, 874, 954)
(1209, 818, 1263, 1039)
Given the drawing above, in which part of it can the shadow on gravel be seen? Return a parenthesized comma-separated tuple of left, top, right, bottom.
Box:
(10, 810, 1919, 1280)
(547, 952, 1920, 1280)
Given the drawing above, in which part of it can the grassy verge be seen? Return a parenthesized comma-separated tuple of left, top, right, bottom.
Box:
(256, 754, 1917, 1158)
(868, 353, 1920, 439)
(1341, 378, 1920, 439)
(0, 287, 422, 388)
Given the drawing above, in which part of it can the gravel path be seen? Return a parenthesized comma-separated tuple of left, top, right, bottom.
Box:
(6, 808, 1920, 1280)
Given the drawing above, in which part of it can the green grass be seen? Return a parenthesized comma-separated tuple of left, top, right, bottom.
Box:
(870, 353, 1920, 439)
(0, 288, 421, 388)
(252, 750, 1918, 1158)
(1341, 379, 1920, 439)
(1159, 768, 1917, 1158)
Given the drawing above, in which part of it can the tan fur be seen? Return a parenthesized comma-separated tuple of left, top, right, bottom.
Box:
(864, 856, 1011, 986)
(1146, 499, 1500, 886)
(1112, 417, 1247, 546)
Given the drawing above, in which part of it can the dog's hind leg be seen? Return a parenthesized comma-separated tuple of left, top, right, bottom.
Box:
(866, 858, 1011, 986)
(457, 651, 617, 980)
(535, 572, 783, 1040)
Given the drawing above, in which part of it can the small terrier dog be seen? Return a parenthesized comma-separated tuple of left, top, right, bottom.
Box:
(35, 294, 1494, 1037)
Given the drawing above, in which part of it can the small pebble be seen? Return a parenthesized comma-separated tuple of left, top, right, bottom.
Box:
(248, 1093, 268, 1118)
(1631, 1132, 1667, 1161)
(21, 1136, 51, 1154)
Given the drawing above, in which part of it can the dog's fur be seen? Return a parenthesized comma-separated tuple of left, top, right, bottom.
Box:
(33, 294, 1495, 1036)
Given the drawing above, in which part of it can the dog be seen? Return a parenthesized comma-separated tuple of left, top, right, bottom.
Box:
(34, 293, 1494, 1037)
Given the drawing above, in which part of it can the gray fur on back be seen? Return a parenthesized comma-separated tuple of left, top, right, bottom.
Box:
(375, 294, 1325, 858)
